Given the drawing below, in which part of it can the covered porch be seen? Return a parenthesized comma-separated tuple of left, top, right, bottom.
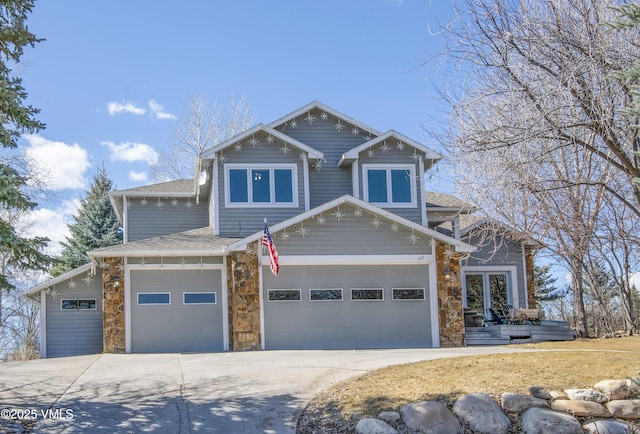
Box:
(464, 320, 576, 346)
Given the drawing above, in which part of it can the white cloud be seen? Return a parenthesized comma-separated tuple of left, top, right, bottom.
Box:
(23, 134, 90, 190)
(27, 199, 80, 255)
(129, 170, 149, 182)
(148, 99, 177, 120)
(102, 141, 159, 165)
(106, 101, 146, 116)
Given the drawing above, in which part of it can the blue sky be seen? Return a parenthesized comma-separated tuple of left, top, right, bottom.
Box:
(19, 0, 457, 253)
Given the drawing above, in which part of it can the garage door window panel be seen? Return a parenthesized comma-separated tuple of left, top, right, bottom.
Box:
(309, 289, 343, 301)
(183, 292, 216, 304)
(137, 292, 171, 305)
(268, 289, 301, 302)
(351, 288, 384, 301)
(392, 288, 425, 300)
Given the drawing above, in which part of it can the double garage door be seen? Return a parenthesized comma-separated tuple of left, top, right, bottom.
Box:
(130, 269, 224, 353)
(263, 264, 433, 349)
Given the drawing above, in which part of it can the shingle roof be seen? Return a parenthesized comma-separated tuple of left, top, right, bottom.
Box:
(425, 192, 476, 211)
(88, 228, 241, 257)
(111, 179, 195, 196)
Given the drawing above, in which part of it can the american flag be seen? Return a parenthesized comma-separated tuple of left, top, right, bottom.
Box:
(262, 222, 279, 276)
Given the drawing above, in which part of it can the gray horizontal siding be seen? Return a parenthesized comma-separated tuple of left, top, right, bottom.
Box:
(283, 117, 368, 208)
(217, 137, 305, 237)
(272, 204, 432, 256)
(463, 234, 526, 307)
(263, 264, 432, 350)
(46, 274, 103, 358)
(358, 149, 424, 224)
(127, 199, 209, 242)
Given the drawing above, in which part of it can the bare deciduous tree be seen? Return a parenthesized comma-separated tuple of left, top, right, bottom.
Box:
(150, 94, 255, 182)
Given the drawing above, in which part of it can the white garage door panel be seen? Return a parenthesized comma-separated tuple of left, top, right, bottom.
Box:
(263, 264, 432, 350)
(130, 269, 224, 353)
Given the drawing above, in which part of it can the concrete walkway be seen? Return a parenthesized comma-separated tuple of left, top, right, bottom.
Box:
(0, 347, 532, 433)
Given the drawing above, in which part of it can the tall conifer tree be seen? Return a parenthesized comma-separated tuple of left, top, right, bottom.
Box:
(51, 167, 122, 276)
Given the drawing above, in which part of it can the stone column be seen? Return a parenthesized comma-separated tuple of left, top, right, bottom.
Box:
(102, 257, 125, 353)
(227, 243, 261, 351)
(436, 242, 464, 347)
(525, 248, 537, 309)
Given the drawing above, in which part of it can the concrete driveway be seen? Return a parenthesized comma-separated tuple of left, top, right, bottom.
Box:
(0, 347, 531, 433)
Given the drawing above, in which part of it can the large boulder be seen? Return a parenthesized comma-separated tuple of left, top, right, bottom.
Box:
(400, 401, 461, 434)
(354, 418, 398, 434)
(605, 399, 640, 419)
(551, 399, 611, 417)
(593, 380, 630, 400)
(521, 407, 584, 434)
(583, 419, 638, 434)
(453, 393, 510, 434)
(564, 388, 609, 403)
(501, 392, 549, 413)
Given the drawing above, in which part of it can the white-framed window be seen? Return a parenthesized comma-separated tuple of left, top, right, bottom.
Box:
(309, 288, 343, 301)
(267, 289, 301, 302)
(362, 164, 416, 207)
(350, 288, 384, 301)
(392, 288, 425, 301)
(137, 292, 171, 305)
(183, 292, 216, 304)
(224, 163, 298, 207)
(61, 298, 97, 310)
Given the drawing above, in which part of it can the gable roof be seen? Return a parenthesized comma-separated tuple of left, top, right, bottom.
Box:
(201, 124, 324, 160)
(87, 227, 241, 258)
(426, 192, 477, 213)
(268, 101, 382, 138)
(228, 194, 475, 253)
(338, 130, 442, 169)
(23, 263, 94, 296)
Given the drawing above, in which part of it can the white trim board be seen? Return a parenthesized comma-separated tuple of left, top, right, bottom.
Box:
(263, 254, 433, 266)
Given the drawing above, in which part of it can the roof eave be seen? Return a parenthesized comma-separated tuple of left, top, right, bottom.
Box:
(23, 263, 94, 296)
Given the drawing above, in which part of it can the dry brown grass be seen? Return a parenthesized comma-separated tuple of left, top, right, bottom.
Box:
(300, 336, 640, 431)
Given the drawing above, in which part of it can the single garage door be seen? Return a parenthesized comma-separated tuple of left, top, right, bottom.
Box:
(130, 269, 224, 353)
(263, 264, 432, 349)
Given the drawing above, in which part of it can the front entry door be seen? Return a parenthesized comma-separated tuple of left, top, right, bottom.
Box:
(465, 272, 510, 316)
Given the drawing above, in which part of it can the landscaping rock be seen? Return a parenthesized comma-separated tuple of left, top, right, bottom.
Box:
(400, 401, 461, 434)
(354, 418, 399, 434)
(564, 388, 609, 403)
(628, 378, 640, 397)
(550, 390, 569, 400)
(605, 399, 640, 419)
(594, 380, 630, 400)
(551, 399, 611, 417)
(377, 411, 400, 424)
(501, 392, 549, 413)
(521, 407, 584, 434)
(529, 385, 552, 400)
(583, 419, 638, 434)
(453, 392, 510, 434)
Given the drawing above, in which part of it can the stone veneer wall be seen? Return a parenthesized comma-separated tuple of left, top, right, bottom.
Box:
(525, 248, 537, 309)
(436, 242, 464, 348)
(102, 257, 125, 353)
(226, 243, 261, 351)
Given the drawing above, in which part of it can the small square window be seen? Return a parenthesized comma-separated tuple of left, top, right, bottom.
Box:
(363, 165, 416, 207)
(61, 299, 97, 310)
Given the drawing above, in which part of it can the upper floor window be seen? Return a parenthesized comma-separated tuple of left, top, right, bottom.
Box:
(225, 164, 298, 208)
(362, 164, 416, 207)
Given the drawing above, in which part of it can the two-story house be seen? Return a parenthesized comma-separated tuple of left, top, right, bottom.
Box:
(26, 101, 539, 358)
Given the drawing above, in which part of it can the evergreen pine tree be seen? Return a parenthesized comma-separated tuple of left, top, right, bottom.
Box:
(534, 265, 560, 303)
(51, 167, 122, 276)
